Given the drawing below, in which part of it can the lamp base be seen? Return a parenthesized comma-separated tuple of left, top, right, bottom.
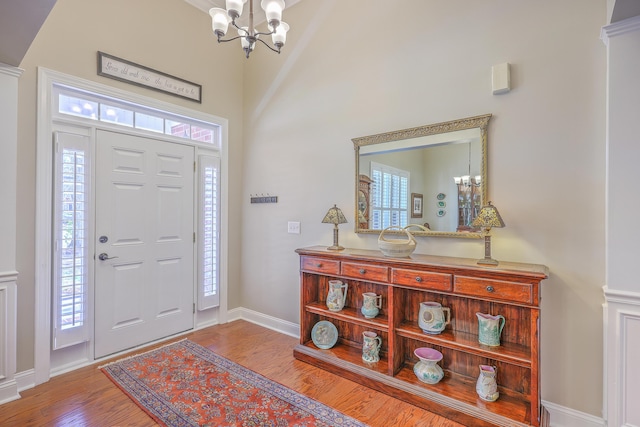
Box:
(327, 245, 344, 251)
(477, 257, 499, 266)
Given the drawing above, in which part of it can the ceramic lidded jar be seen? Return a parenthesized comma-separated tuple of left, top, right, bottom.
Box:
(413, 347, 444, 384)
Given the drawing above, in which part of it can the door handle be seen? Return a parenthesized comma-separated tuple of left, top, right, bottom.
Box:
(98, 253, 118, 261)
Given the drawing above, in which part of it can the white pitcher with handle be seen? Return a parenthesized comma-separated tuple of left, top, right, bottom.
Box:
(418, 302, 451, 334)
(326, 280, 348, 312)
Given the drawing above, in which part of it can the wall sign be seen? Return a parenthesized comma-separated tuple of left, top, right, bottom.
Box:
(97, 51, 202, 103)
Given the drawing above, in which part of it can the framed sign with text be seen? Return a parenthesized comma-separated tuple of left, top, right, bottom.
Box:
(97, 51, 202, 103)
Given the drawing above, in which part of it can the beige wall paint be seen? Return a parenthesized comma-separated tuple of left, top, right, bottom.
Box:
(241, 0, 606, 415)
(16, 0, 245, 371)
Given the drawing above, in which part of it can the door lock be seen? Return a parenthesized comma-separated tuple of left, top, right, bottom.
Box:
(98, 253, 118, 261)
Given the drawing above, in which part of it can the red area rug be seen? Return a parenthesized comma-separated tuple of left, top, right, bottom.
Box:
(100, 339, 367, 427)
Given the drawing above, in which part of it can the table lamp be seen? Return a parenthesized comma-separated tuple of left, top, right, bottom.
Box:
(322, 204, 347, 251)
(471, 201, 505, 266)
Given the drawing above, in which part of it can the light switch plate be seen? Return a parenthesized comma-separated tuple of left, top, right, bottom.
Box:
(288, 221, 301, 234)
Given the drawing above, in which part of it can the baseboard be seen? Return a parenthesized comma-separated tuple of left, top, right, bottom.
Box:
(543, 400, 604, 427)
(15, 369, 35, 393)
(227, 307, 300, 339)
(0, 379, 19, 405)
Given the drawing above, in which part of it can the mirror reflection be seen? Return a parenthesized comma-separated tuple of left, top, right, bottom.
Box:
(353, 114, 491, 238)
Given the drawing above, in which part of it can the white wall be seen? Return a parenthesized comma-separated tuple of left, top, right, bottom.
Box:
(241, 0, 606, 416)
(0, 64, 21, 404)
(602, 15, 640, 427)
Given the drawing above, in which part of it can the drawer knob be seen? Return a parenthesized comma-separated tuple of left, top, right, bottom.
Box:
(415, 276, 422, 282)
(316, 263, 322, 268)
(486, 286, 495, 293)
(359, 268, 366, 274)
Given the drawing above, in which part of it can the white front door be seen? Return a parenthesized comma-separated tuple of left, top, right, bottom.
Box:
(94, 130, 195, 358)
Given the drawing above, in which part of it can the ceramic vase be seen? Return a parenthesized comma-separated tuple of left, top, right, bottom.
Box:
(476, 365, 499, 402)
(361, 292, 382, 318)
(326, 280, 348, 312)
(413, 347, 444, 384)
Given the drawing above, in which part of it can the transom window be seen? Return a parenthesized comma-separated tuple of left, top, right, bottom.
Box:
(55, 84, 219, 146)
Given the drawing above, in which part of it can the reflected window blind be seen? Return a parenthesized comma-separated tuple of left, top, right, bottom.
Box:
(370, 162, 409, 230)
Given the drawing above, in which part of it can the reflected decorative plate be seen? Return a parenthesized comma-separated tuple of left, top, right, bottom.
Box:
(437, 193, 446, 200)
(311, 320, 338, 349)
(437, 209, 446, 217)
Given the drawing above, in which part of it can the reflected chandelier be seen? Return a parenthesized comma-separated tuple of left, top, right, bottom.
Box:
(209, 0, 290, 59)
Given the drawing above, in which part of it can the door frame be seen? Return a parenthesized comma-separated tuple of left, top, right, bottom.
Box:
(35, 67, 229, 385)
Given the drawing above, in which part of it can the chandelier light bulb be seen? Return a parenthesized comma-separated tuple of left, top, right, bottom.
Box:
(270, 21, 289, 47)
(225, 0, 247, 20)
(209, 8, 231, 37)
(239, 26, 251, 47)
(261, 0, 285, 27)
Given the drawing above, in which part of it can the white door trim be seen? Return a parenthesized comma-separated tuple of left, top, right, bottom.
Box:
(35, 67, 229, 385)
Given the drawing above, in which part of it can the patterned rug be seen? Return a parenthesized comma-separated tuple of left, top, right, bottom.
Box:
(100, 339, 367, 427)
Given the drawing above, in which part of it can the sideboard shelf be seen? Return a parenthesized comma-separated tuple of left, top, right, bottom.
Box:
(294, 246, 549, 427)
(395, 324, 533, 367)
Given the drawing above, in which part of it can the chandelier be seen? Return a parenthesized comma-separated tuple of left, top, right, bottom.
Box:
(209, 0, 290, 59)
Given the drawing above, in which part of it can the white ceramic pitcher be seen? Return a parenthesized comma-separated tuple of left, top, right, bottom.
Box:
(418, 302, 451, 334)
(326, 280, 348, 312)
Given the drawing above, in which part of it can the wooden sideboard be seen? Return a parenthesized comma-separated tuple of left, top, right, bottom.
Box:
(294, 246, 549, 427)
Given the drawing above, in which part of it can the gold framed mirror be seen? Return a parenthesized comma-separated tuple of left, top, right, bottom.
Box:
(353, 114, 491, 239)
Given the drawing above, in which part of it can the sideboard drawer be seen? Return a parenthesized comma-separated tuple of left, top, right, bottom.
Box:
(454, 276, 533, 304)
(391, 268, 452, 291)
(341, 262, 389, 282)
(301, 256, 340, 275)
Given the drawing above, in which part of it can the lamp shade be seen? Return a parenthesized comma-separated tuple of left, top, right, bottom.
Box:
(270, 21, 289, 47)
(209, 8, 231, 37)
(226, 0, 247, 19)
(261, 0, 285, 25)
(322, 204, 347, 225)
(472, 201, 505, 229)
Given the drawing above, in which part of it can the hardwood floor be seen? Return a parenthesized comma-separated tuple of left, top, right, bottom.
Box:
(1, 320, 465, 427)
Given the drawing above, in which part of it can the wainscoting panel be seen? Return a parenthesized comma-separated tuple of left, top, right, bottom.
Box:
(604, 287, 640, 427)
(0, 271, 18, 404)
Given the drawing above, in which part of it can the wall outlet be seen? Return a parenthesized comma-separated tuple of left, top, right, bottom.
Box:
(288, 221, 301, 234)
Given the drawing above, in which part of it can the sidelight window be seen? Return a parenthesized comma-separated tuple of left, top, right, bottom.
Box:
(198, 155, 220, 309)
(53, 132, 91, 349)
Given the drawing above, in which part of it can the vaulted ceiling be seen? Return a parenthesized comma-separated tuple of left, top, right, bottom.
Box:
(0, 0, 57, 67)
(0, 1, 638, 68)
